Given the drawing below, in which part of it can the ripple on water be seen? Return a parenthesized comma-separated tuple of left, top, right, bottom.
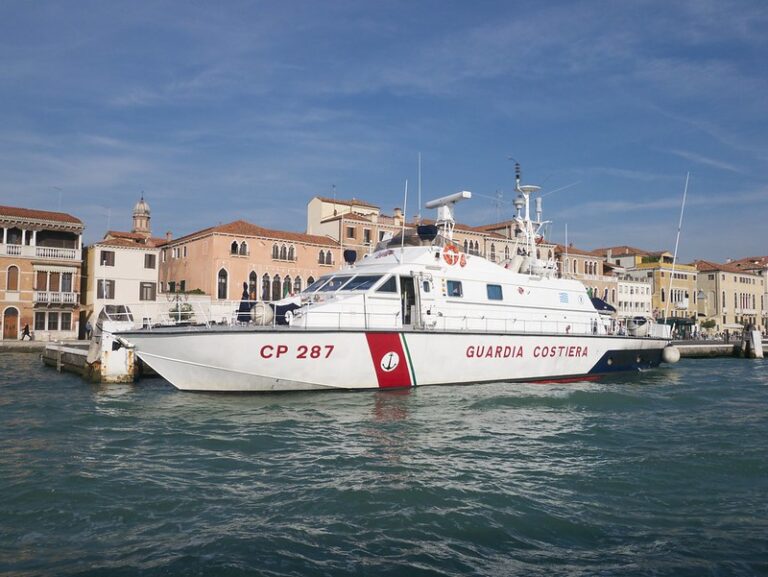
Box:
(0, 354, 767, 576)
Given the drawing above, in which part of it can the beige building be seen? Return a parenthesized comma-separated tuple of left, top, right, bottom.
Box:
(730, 255, 768, 331)
(594, 246, 697, 321)
(694, 260, 765, 332)
(1, 205, 84, 341)
(159, 220, 340, 303)
(554, 244, 618, 305)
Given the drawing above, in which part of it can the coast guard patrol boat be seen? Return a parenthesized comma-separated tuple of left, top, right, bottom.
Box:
(117, 173, 679, 392)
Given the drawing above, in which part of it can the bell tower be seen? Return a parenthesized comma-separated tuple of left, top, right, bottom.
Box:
(132, 194, 151, 236)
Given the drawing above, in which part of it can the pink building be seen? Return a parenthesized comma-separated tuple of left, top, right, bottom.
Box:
(159, 220, 340, 301)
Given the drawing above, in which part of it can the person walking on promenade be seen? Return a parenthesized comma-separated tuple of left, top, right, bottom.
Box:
(21, 324, 31, 340)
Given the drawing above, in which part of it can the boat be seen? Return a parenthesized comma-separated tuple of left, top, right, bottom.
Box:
(114, 173, 680, 392)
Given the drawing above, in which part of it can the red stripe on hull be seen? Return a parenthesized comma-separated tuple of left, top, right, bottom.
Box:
(365, 333, 413, 388)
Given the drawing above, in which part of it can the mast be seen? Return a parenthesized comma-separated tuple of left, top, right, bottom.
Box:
(663, 172, 690, 322)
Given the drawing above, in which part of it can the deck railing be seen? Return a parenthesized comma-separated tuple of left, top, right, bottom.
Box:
(98, 299, 669, 339)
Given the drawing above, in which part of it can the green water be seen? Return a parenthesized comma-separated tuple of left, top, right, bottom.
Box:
(1, 353, 766, 576)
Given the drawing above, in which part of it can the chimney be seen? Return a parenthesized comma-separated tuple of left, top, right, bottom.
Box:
(165, 231, 173, 242)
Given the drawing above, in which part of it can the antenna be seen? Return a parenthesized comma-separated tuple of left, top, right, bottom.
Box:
(417, 153, 422, 224)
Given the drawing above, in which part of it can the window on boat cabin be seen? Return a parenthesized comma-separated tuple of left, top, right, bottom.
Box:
(422, 280, 431, 293)
(486, 284, 503, 300)
(304, 277, 328, 293)
(318, 276, 352, 292)
(376, 276, 397, 293)
(342, 275, 382, 291)
(447, 280, 463, 297)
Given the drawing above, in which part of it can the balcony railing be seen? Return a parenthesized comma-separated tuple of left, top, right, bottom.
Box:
(34, 291, 79, 304)
(0, 243, 80, 260)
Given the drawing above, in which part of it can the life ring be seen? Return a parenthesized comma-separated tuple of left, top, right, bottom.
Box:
(443, 244, 460, 266)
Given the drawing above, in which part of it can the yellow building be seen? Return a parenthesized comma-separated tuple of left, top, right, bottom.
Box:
(695, 260, 765, 332)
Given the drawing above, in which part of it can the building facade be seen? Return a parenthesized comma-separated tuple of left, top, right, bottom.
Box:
(159, 220, 341, 306)
(1, 205, 84, 341)
(694, 260, 765, 333)
(81, 197, 164, 328)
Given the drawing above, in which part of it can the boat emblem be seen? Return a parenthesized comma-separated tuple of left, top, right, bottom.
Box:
(380, 351, 400, 372)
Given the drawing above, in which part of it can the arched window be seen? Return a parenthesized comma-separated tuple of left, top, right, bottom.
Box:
(217, 269, 228, 300)
(262, 274, 271, 301)
(307, 276, 315, 286)
(280, 245, 287, 260)
(474, 241, 480, 255)
(239, 241, 248, 256)
(230, 241, 238, 255)
(463, 239, 468, 253)
(7, 265, 19, 291)
(318, 250, 325, 264)
(504, 246, 510, 260)
(249, 271, 258, 300)
(283, 275, 291, 297)
(325, 251, 332, 265)
(490, 244, 496, 262)
(272, 274, 282, 301)
(272, 244, 279, 259)
(293, 277, 302, 294)
(288, 246, 295, 261)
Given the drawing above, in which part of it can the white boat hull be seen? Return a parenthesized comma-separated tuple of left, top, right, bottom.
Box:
(121, 328, 670, 392)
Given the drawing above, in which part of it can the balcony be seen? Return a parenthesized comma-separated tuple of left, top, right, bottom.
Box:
(1, 243, 81, 260)
(34, 291, 79, 305)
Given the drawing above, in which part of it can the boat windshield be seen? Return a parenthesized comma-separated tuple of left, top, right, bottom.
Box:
(317, 276, 353, 292)
(340, 275, 383, 291)
(304, 277, 331, 293)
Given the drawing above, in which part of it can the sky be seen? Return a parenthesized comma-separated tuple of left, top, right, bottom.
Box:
(1, 0, 767, 262)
